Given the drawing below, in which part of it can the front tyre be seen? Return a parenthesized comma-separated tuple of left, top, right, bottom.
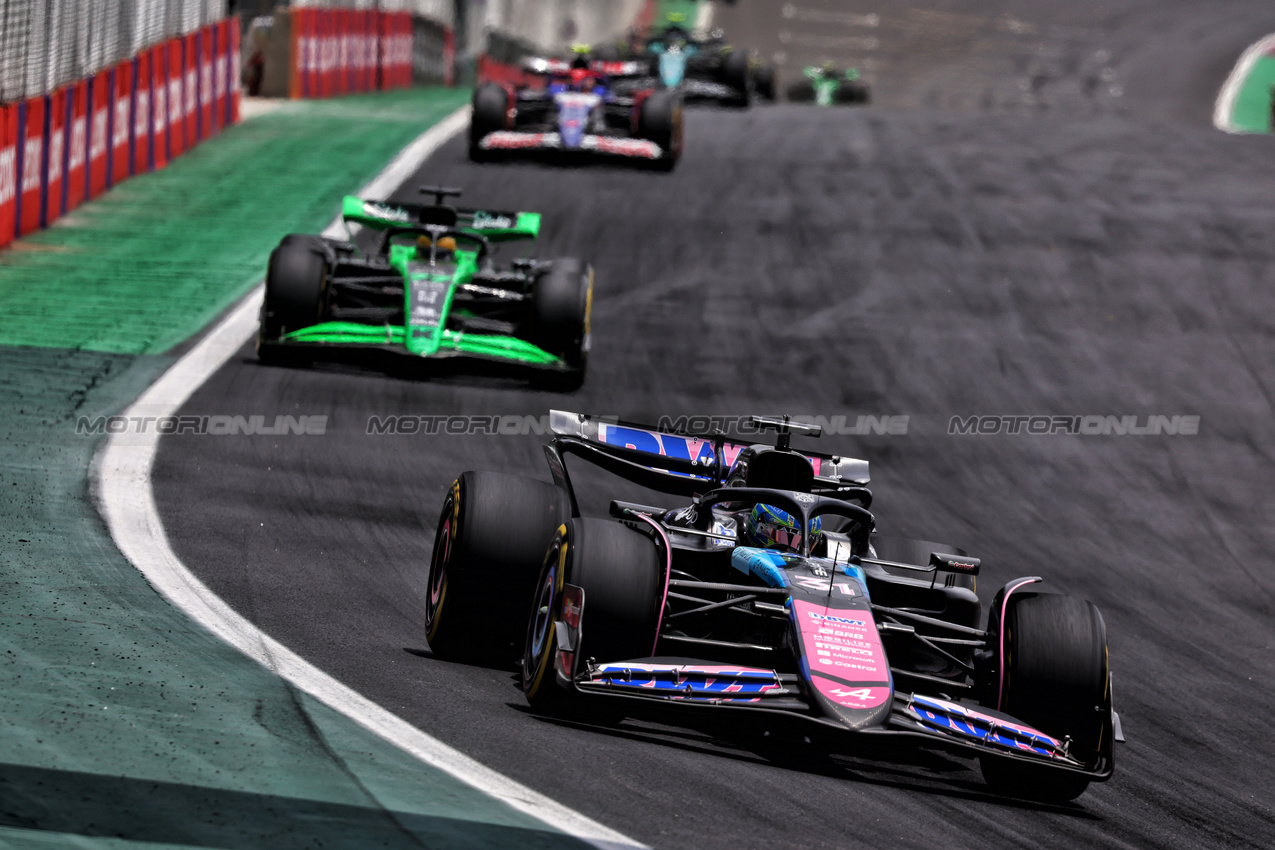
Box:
(979, 592, 1109, 802)
(258, 234, 329, 364)
(425, 471, 570, 665)
(522, 518, 661, 716)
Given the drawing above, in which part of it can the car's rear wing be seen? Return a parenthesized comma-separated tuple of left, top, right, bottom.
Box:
(521, 56, 649, 78)
(340, 196, 541, 242)
(547, 410, 869, 496)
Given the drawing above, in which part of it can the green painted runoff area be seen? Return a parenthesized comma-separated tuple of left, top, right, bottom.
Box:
(0, 90, 587, 849)
(0, 87, 469, 354)
(1229, 53, 1275, 133)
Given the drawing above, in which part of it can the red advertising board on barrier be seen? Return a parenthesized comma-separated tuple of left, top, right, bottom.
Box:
(289, 7, 311, 98)
(198, 26, 215, 139)
(133, 51, 151, 175)
(0, 17, 240, 248)
(167, 39, 185, 159)
(287, 9, 444, 99)
(229, 16, 241, 123)
(43, 88, 66, 225)
(151, 43, 169, 170)
(64, 80, 87, 212)
(1, 105, 17, 245)
(214, 21, 229, 127)
(110, 61, 132, 186)
(87, 73, 110, 200)
(184, 33, 199, 146)
(16, 96, 46, 236)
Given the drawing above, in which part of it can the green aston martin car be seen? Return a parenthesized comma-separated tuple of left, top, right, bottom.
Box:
(257, 186, 593, 390)
(787, 63, 870, 106)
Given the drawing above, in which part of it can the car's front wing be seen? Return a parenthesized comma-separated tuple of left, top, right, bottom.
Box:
(272, 322, 568, 368)
(479, 131, 664, 160)
(566, 659, 1109, 778)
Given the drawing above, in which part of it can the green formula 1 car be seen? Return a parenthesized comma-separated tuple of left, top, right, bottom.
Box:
(787, 63, 870, 106)
(257, 186, 593, 390)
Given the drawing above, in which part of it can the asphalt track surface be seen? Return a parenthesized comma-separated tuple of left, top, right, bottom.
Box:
(153, 3, 1275, 848)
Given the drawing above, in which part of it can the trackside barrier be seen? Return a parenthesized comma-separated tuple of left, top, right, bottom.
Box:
(65, 80, 87, 214)
(287, 8, 434, 98)
(1, 106, 18, 246)
(183, 33, 199, 148)
(16, 96, 46, 236)
(43, 88, 66, 226)
(167, 38, 185, 161)
(87, 73, 110, 200)
(151, 43, 169, 171)
(132, 50, 152, 177)
(110, 62, 132, 187)
(5, 15, 240, 245)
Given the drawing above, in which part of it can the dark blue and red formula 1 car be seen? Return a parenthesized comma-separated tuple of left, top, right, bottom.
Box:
(424, 412, 1124, 802)
(468, 55, 683, 171)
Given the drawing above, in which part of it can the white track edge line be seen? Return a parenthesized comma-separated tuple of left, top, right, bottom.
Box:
(1213, 33, 1275, 133)
(94, 103, 648, 850)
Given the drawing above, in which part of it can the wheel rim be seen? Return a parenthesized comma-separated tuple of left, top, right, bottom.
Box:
(529, 550, 558, 660)
(424, 493, 456, 635)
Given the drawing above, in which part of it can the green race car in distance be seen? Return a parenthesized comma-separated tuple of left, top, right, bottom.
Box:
(787, 63, 870, 106)
(257, 186, 593, 390)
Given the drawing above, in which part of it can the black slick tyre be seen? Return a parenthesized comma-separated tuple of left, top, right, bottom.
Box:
(979, 592, 1109, 803)
(753, 65, 776, 101)
(637, 90, 683, 172)
(424, 472, 570, 666)
(522, 518, 660, 717)
(258, 234, 328, 363)
(469, 83, 508, 162)
(786, 79, 814, 102)
(531, 258, 592, 391)
(719, 49, 750, 106)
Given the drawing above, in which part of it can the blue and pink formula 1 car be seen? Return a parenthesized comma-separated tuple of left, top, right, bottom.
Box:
(424, 412, 1124, 802)
(468, 56, 683, 171)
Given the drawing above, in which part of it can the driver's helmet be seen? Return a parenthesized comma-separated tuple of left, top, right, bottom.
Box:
(416, 235, 457, 257)
(743, 503, 822, 553)
(568, 67, 596, 90)
(821, 61, 838, 76)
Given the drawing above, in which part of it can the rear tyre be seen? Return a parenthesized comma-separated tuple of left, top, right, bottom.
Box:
(720, 49, 751, 107)
(469, 83, 508, 162)
(258, 235, 328, 364)
(786, 79, 815, 103)
(425, 472, 570, 666)
(979, 593, 1109, 802)
(522, 518, 661, 718)
(835, 82, 871, 105)
(753, 65, 776, 101)
(637, 90, 683, 171)
(531, 258, 592, 391)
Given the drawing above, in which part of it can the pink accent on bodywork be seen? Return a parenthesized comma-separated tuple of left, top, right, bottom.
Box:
(603, 663, 777, 676)
(631, 513, 672, 656)
(997, 577, 1043, 710)
(811, 678, 891, 710)
(792, 599, 891, 709)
